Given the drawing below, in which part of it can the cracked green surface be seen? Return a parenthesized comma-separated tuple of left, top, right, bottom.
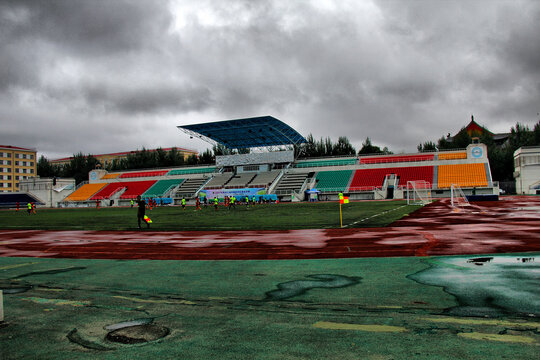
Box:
(0, 255, 539, 359)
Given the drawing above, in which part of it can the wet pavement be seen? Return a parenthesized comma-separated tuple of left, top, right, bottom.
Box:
(1, 196, 540, 359)
(0, 197, 539, 260)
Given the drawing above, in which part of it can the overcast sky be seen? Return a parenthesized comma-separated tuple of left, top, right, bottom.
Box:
(1, 0, 539, 159)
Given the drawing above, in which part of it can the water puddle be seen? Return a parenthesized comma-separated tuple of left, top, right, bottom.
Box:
(265, 274, 360, 300)
(409, 255, 539, 317)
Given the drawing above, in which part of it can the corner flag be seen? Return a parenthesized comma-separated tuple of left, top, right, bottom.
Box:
(338, 193, 349, 228)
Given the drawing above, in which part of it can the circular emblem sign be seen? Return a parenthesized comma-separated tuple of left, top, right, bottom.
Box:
(471, 147, 483, 158)
(90, 171, 98, 181)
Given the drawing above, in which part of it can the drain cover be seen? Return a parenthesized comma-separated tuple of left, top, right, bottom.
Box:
(106, 324, 169, 344)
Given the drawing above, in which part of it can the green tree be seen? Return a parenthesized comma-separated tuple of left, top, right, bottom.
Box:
(533, 121, 540, 145)
(166, 148, 185, 167)
(186, 154, 199, 165)
(417, 141, 437, 152)
(198, 149, 214, 164)
(62, 153, 98, 185)
(358, 137, 391, 155)
(154, 148, 167, 167)
(333, 136, 356, 156)
(36, 155, 61, 178)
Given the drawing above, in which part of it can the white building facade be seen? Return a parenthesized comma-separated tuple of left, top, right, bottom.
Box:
(514, 146, 540, 195)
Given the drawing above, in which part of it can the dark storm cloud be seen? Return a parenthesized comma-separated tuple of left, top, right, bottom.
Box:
(0, 0, 539, 158)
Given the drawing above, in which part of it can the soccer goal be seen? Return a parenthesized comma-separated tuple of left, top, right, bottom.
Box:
(450, 184, 469, 208)
(406, 181, 432, 205)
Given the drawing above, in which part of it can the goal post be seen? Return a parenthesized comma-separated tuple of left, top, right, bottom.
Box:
(406, 181, 432, 205)
(450, 184, 469, 208)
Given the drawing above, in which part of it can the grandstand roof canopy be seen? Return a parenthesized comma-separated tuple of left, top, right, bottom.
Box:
(178, 116, 306, 149)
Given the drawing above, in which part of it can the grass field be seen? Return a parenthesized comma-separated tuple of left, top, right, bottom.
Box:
(0, 200, 421, 231)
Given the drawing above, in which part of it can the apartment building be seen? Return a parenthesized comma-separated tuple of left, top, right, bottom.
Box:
(0, 145, 37, 192)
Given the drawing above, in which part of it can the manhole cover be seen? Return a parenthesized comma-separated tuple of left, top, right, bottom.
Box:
(106, 324, 170, 344)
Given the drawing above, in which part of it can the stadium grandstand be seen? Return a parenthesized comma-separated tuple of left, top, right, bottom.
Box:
(44, 116, 499, 207)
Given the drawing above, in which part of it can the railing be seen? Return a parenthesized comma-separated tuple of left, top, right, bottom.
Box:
(93, 186, 125, 200)
(348, 186, 377, 192)
(316, 187, 350, 194)
(358, 156, 434, 165)
(294, 160, 357, 168)
(74, 181, 89, 191)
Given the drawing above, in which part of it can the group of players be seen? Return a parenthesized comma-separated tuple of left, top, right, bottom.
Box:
(135, 194, 278, 229)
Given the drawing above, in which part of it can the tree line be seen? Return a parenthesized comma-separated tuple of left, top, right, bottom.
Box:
(38, 120, 539, 185)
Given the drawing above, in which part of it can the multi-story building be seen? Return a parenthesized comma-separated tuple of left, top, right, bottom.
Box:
(0, 145, 37, 192)
(514, 146, 540, 195)
(50, 147, 198, 168)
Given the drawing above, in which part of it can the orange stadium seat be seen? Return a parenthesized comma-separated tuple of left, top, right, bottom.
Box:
(65, 183, 107, 201)
(437, 163, 488, 188)
(101, 173, 120, 179)
(438, 152, 467, 160)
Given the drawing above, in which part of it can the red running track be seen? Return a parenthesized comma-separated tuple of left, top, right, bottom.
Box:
(1, 197, 539, 260)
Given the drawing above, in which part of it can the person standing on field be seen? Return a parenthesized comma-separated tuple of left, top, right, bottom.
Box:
(136, 195, 149, 229)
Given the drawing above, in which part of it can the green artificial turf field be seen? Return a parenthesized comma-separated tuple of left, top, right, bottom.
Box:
(0, 201, 421, 231)
(1, 255, 539, 359)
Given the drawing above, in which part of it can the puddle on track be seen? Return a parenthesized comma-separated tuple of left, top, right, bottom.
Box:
(409, 255, 540, 317)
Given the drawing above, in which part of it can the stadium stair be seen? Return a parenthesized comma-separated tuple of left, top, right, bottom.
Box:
(175, 177, 208, 198)
(273, 172, 310, 194)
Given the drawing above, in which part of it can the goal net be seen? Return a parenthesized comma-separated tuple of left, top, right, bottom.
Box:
(450, 184, 469, 208)
(406, 181, 432, 205)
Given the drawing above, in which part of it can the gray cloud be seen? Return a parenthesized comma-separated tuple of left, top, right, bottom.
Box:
(0, 0, 539, 159)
